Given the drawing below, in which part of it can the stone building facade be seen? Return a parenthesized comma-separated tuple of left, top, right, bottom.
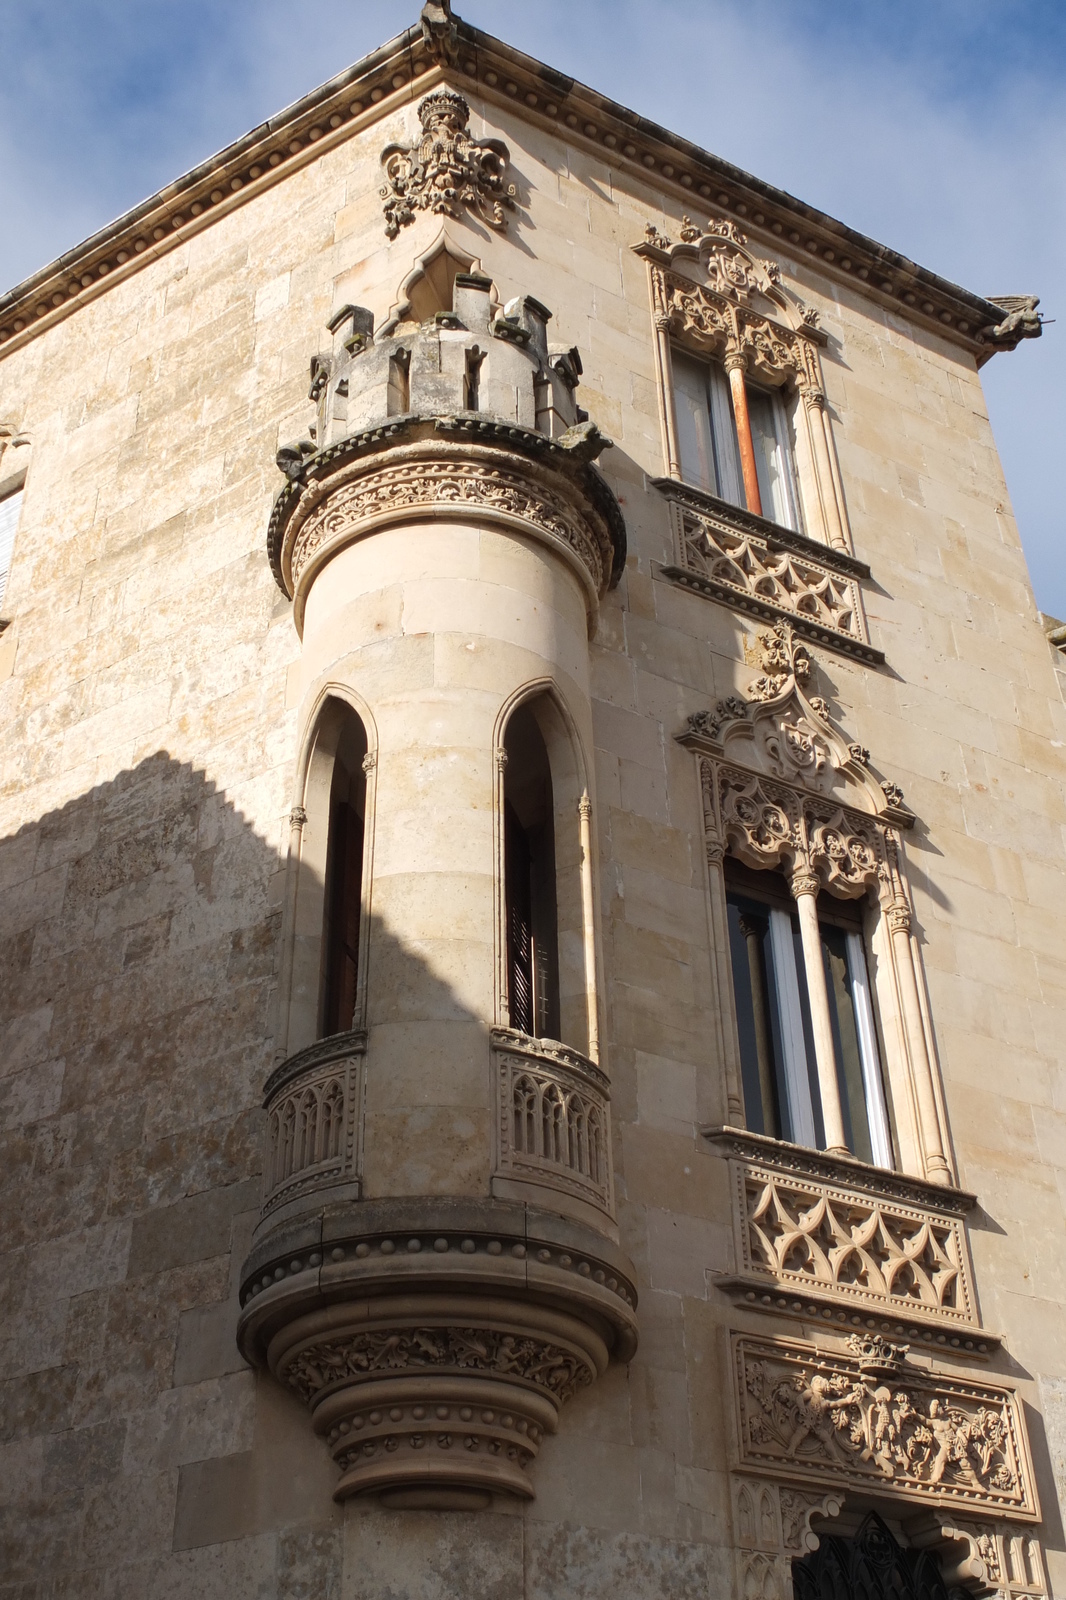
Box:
(0, 5, 1062, 1596)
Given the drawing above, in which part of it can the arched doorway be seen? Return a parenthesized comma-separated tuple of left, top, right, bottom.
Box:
(792, 1513, 960, 1600)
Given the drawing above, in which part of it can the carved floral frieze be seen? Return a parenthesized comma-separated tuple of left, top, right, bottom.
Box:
(734, 1333, 1038, 1519)
(380, 90, 517, 239)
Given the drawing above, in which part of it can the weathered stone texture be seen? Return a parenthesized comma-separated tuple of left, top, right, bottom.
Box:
(0, 35, 1064, 1600)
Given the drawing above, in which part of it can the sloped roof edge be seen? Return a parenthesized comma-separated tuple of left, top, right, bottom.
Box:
(0, 4, 1038, 365)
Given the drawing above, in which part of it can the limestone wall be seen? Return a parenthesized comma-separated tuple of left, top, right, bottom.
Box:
(1, 77, 1064, 1599)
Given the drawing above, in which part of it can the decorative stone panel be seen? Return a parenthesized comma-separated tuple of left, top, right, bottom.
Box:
(491, 1028, 612, 1216)
(655, 478, 882, 664)
(706, 1129, 992, 1355)
(733, 1332, 1038, 1521)
(262, 1030, 365, 1220)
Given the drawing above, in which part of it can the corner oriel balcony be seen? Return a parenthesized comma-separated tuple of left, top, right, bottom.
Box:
(236, 252, 634, 1509)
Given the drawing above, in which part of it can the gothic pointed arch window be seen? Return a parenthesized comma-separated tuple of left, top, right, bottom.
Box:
(684, 622, 953, 1188)
(279, 695, 373, 1060)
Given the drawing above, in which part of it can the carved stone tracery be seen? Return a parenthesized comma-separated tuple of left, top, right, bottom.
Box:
(381, 90, 517, 238)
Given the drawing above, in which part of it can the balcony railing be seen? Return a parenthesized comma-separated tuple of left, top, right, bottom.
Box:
(705, 1127, 995, 1355)
(492, 1029, 613, 1215)
(261, 1030, 365, 1216)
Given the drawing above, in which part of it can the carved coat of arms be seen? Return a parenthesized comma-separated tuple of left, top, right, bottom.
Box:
(380, 90, 517, 238)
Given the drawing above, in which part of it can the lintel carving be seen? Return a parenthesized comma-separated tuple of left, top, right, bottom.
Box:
(734, 1332, 1039, 1520)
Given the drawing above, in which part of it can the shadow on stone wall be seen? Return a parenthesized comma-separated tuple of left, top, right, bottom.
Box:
(0, 752, 348, 1592)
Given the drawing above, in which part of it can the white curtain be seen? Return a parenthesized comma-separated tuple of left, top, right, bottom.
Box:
(768, 908, 817, 1147)
(845, 932, 893, 1168)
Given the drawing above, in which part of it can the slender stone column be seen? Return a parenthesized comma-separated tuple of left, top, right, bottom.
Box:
(738, 913, 777, 1135)
(706, 842, 745, 1125)
(790, 869, 849, 1156)
(887, 900, 952, 1185)
(578, 791, 600, 1065)
(803, 389, 849, 552)
(725, 353, 764, 518)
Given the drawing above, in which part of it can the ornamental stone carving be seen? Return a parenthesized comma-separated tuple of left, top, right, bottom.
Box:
(658, 485, 876, 660)
(491, 1027, 613, 1219)
(261, 1030, 365, 1221)
(734, 1332, 1038, 1519)
(380, 90, 517, 238)
(706, 1128, 990, 1352)
(237, 1195, 637, 1505)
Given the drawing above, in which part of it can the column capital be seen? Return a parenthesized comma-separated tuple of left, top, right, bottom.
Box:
(790, 869, 820, 899)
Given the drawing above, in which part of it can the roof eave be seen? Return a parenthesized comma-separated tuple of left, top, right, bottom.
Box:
(0, 6, 1039, 366)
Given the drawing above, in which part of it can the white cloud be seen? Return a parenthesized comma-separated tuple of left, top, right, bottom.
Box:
(1, 0, 1061, 610)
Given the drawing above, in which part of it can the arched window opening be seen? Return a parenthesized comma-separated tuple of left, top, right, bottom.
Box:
(725, 858, 892, 1167)
(672, 349, 800, 530)
(504, 703, 561, 1041)
(793, 1512, 953, 1600)
(321, 709, 368, 1037)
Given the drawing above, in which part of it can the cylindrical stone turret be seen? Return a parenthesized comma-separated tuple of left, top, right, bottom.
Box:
(238, 273, 634, 1508)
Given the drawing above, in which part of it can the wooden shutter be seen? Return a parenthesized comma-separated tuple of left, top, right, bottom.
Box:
(505, 801, 534, 1035)
(324, 801, 364, 1034)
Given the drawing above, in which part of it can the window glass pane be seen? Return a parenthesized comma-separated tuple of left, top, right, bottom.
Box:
(671, 352, 716, 494)
(747, 386, 798, 530)
(708, 362, 744, 508)
(726, 898, 782, 1137)
(0, 488, 23, 610)
(819, 922, 892, 1168)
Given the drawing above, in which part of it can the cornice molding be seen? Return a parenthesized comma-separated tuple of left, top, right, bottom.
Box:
(0, 4, 1037, 365)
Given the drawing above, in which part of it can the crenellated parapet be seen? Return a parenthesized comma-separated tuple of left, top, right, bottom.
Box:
(268, 274, 625, 631)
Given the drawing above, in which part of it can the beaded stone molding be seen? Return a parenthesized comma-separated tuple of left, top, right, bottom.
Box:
(236, 1196, 638, 1505)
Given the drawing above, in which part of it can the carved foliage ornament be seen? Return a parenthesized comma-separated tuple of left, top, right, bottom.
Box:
(282, 1325, 594, 1406)
(381, 91, 517, 238)
(686, 622, 909, 822)
(735, 1333, 1037, 1517)
(288, 455, 610, 597)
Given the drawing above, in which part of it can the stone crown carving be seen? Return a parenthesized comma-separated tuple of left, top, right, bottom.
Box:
(381, 90, 517, 238)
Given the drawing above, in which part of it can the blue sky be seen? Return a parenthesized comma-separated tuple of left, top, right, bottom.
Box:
(1, 1, 1062, 616)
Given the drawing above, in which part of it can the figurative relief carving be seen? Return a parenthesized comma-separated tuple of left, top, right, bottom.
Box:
(735, 1334, 1035, 1516)
(282, 1326, 594, 1405)
(381, 91, 517, 238)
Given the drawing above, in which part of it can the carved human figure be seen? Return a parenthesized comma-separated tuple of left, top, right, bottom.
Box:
(784, 1373, 859, 1462)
